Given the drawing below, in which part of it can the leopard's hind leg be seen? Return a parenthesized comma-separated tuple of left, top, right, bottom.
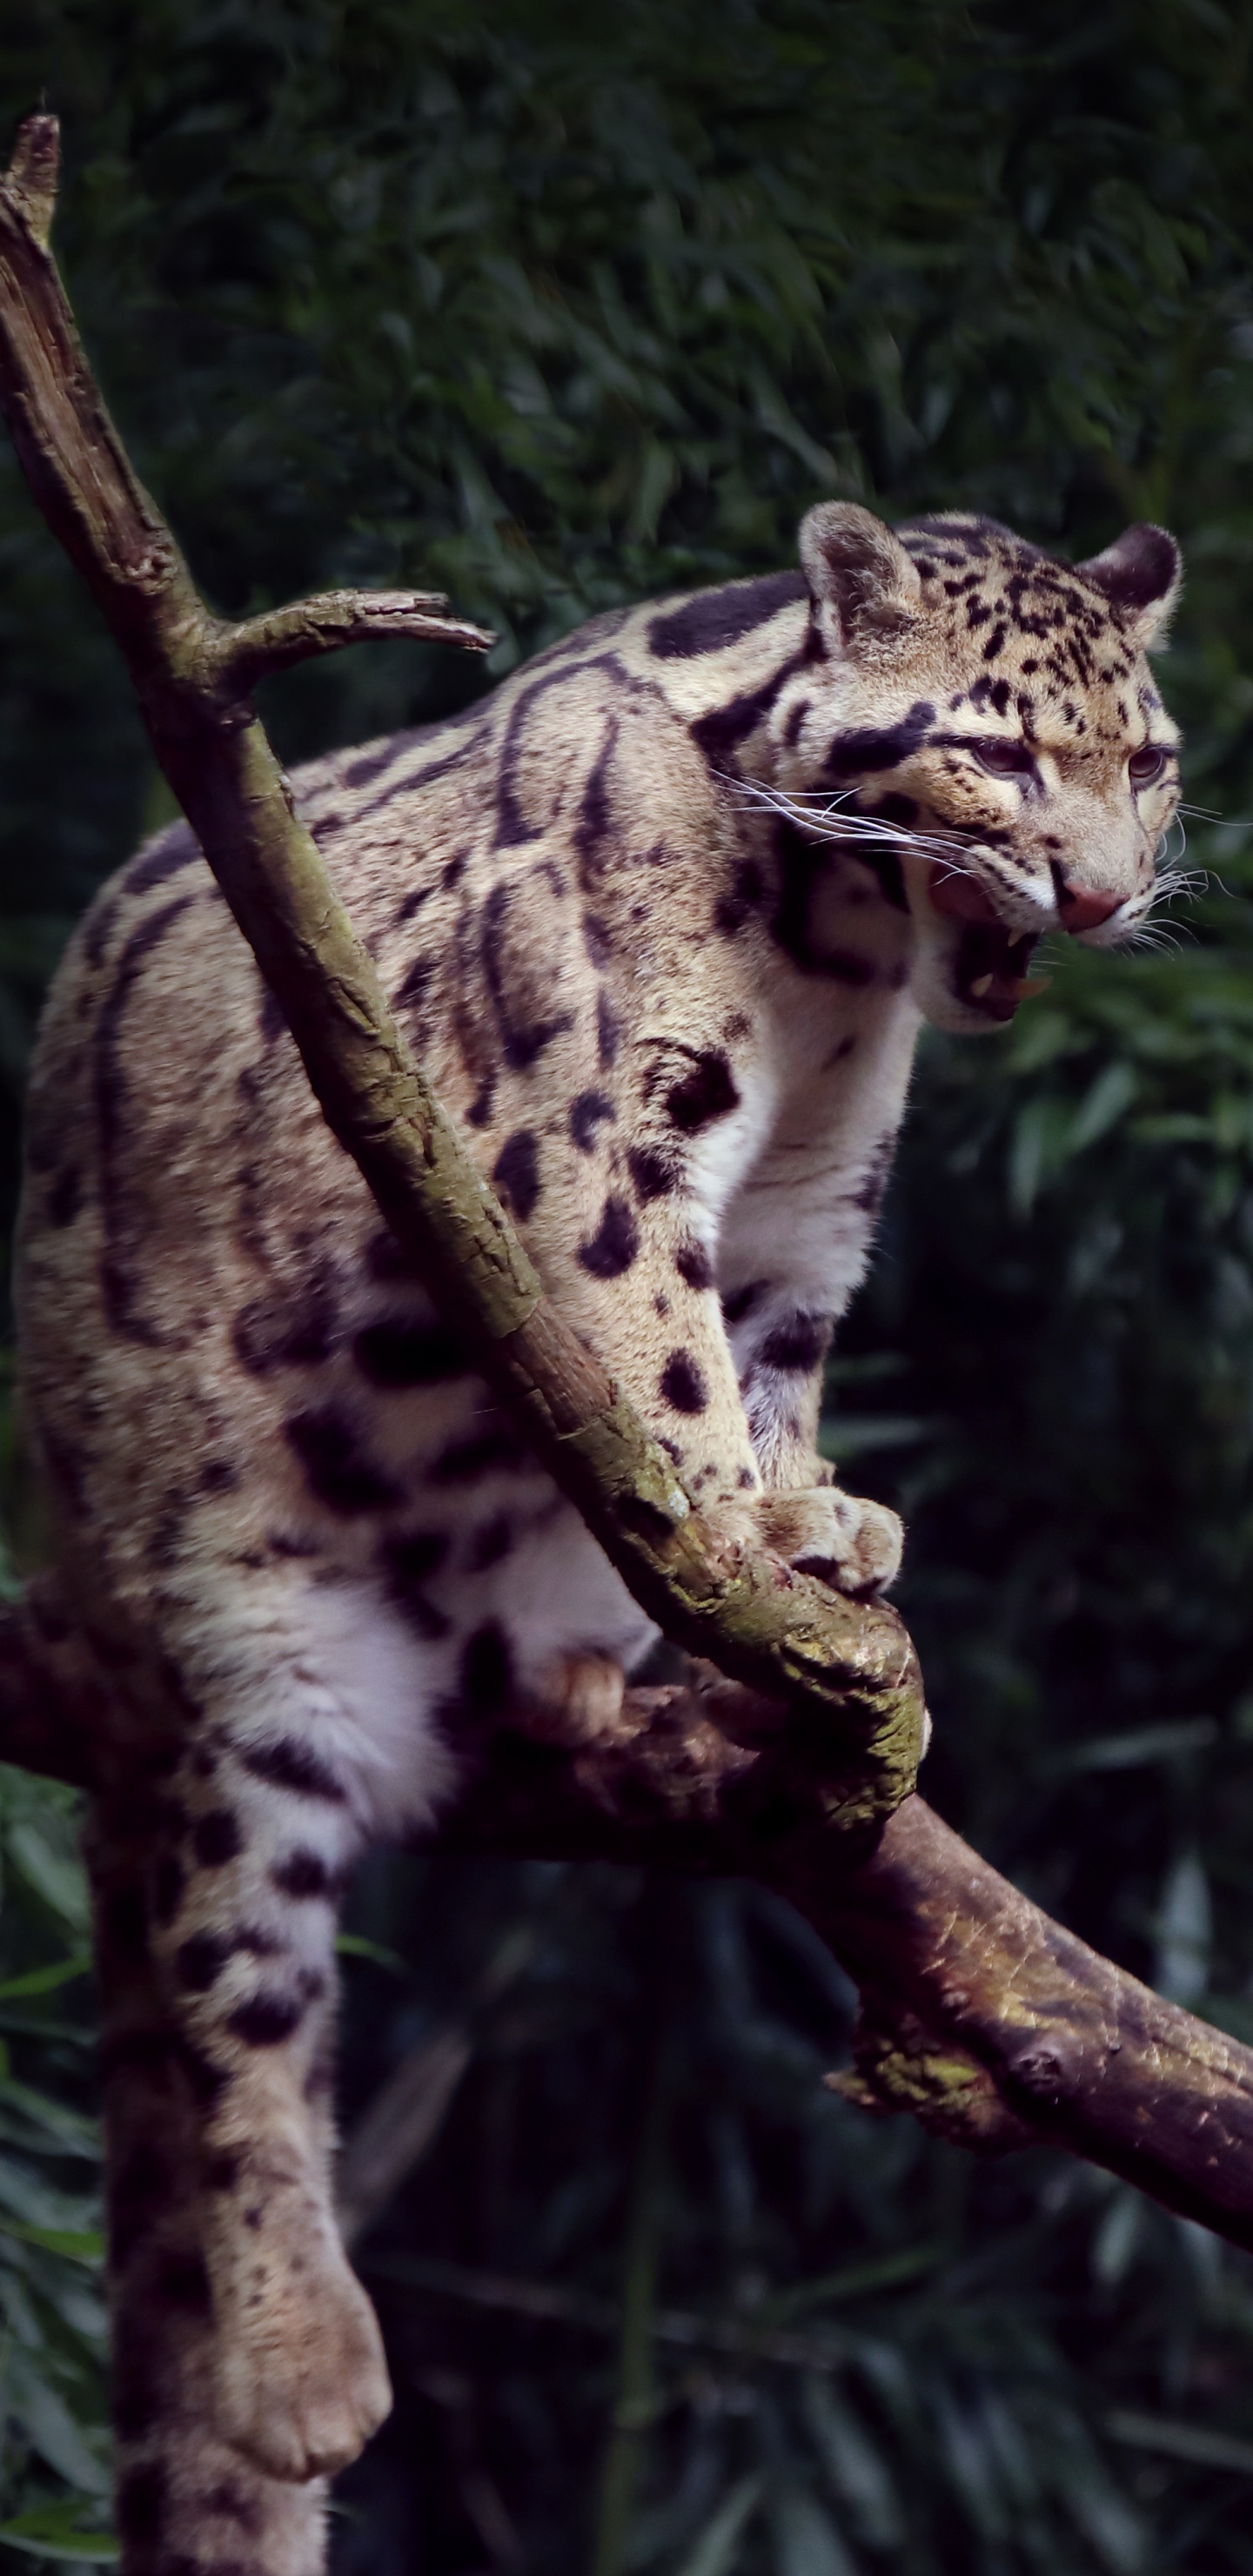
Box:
(90, 1793, 331, 2573)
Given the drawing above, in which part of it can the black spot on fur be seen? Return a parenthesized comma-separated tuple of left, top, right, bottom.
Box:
(460, 1622, 513, 1715)
(579, 1195, 640, 1276)
(650, 572, 805, 658)
(396, 955, 436, 1013)
(152, 1853, 186, 1923)
(47, 1163, 82, 1228)
(193, 1811, 242, 1868)
(395, 1593, 452, 1644)
(660, 1350, 708, 1413)
(124, 831, 199, 896)
(353, 1319, 467, 1387)
(229, 1993, 305, 2047)
(101, 1879, 148, 1964)
(722, 1280, 768, 1325)
(233, 1282, 334, 1375)
(771, 818, 885, 978)
(385, 1527, 449, 1595)
(43, 1430, 88, 1519)
(570, 1090, 616, 1150)
(675, 1241, 714, 1290)
(690, 651, 809, 772)
(117, 2464, 167, 2546)
(364, 1228, 423, 1285)
(479, 882, 574, 1070)
(714, 861, 765, 936)
(432, 1427, 524, 1482)
(271, 1848, 335, 1900)
(597, 988, 621, 1069)
(783, 699, 811, 748)
(493, 661, 612, 849)
(849, 1135, 895, 1217)
(854, 826, 908, 914)
(285, 1407, 401, 1514)
(626, 1145, 674, 1202)
(492, 1129, 541, 1224)
(468, 1513, 513, 1571)
(573, 718, 620, 885)
(178, 2050, 229, 2112)
(665, 1050, 739, 1132)
(175, 1931, 231, 1992)
(111, 2144, 173, 2264)
(759, 1313, 830, 1373)
(822, 700, 936, 782)
(156, 2249, 211, 2310)
(204, 2480, 263, 2533)
(111, 2330, 168, 2442)
(242, 1738, 347, 1803)
(583, 912, 613, 965)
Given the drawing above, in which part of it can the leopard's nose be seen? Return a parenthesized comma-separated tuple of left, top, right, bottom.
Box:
(1055, 882, 1122, 934)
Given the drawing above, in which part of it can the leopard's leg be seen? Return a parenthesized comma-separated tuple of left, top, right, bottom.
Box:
(90, 1792, 330, 2571)
(128, 1574, 449, 2485)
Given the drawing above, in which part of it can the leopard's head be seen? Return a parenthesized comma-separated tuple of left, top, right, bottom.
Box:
(770, 503, 1183, 1032)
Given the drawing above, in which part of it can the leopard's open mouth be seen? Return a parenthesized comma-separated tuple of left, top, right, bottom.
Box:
(927, 861, 1042, 1022)
(953, 918, 1040, 1022)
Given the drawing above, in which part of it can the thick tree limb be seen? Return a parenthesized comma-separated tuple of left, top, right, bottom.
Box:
(1, 108, 1251, 2259)
(438, 1680, 1253, 2249)
(4, 1603, 1253, 2254)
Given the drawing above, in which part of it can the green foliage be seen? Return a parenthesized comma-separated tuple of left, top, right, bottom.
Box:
(5, 0, 1253, 2568)
(0, 1771, 110, 2566)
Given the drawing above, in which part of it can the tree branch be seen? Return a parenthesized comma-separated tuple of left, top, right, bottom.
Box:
(438, 1677, 1253, 2251)
(211, 590, 495, 691)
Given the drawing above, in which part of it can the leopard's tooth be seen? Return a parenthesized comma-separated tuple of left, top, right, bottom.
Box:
(969, 973, 994, 997)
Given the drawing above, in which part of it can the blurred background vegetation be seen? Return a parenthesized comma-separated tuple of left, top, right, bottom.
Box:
(1, 0, 1253, 2566)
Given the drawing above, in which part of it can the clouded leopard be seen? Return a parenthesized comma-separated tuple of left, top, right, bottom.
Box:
(15, 502, 1182, 2567)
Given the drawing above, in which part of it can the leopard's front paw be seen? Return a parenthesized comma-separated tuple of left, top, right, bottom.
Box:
(755, 1485, 904, 1598)
(213, 2213, 392, 2481)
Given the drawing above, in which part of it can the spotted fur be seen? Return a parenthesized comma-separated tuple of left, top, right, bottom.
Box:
(15, 503, 1182, 2559)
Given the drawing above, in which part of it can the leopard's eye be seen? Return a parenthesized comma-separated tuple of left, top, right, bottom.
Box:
(972, 738, 1034, 779)
(1129, 744, 1169, 788)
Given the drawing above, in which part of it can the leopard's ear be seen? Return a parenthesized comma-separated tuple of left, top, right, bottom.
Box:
(799, 503, 921, 652)
(1075, 523, 1182, 650)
